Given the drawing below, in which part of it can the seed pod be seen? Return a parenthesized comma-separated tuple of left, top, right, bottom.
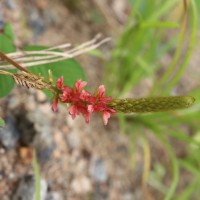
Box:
(107, 96, 195, 113)
(12, 72, 53, 92)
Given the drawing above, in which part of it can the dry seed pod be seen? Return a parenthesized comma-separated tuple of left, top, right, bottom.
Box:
(12, 72, 53, 92)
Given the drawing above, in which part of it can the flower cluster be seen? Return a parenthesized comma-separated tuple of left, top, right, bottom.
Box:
(52, 77, 116, 125)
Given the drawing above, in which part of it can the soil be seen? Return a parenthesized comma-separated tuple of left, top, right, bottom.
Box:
(0, 1, 199, 200)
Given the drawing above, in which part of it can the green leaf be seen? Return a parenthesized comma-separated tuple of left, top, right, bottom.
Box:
(0, 20, 87, 101)
(0, 118, 5, 127)
(0, 69, 16, 98)
(0, 23, 16, 98)
(0, 23, 16, 53)
(24, 46, 86, 99)
(29, 59, 86, 98)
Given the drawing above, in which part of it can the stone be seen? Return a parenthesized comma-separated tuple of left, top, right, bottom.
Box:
(89, 156, 107, 183)
(0, 116, 20, 149)
(12, 175, 48, 200)
(71, 175, 92, 194)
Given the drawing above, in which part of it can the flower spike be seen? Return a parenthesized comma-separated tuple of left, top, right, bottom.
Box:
(53, 77, 116, 125)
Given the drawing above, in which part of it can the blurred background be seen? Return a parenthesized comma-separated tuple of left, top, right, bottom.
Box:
(0, 0, 200, 199)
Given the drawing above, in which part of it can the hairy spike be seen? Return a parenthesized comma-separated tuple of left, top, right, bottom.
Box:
(12, 72, 53, 92)
(107, 96, 195, 113)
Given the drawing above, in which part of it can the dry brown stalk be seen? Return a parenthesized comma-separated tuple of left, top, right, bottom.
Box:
(0, 34, 110, 93)
(0, 34, 111, 70)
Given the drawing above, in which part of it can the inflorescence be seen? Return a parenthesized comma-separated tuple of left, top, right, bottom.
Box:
(52, 77, 116, 125)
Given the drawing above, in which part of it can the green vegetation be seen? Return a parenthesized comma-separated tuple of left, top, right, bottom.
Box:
(104, 0, 199, 199)
(0, 0, 200, 199)
(0, 24, 86, 98)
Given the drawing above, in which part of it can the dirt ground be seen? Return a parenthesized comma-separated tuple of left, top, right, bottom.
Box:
(0, 1, 199, 200)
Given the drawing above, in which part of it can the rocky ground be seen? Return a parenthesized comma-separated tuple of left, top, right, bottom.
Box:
(0, 1, 200, 200)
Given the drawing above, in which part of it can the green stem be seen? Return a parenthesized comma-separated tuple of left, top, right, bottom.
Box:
(150, 0, 197, 95)
(33, 150, 41, 200)
(147, 1, 178, 22)
(149, 5, 187, 95)
(157, 135, 179, 200)
(0, 51, 30, 73)
(162, 0, 197, 94)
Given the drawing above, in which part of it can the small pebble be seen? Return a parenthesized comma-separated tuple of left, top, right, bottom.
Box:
(12, 175, 48, 200)
(71, 175, 92, 194)
(12, 175, 35, 200)
(0, 116, 20, 149)
(45, 192, 63, 200)
(0, 11, 4, 31)
(89, 156, 107, 183)
(0, 148, 5, 154)
(28, 7, 46, 39)
(8, 172, 15, 180)
(0, 171, 3, 180)
(36, 91, 47, 103)
(4, 0, 17, 10)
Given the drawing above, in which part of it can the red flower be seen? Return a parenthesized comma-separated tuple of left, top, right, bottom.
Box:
(87, 85, 116, 125)
(75, 79, 87, 93)
(52, 77, 116, 125)
(98, 85, 105, 98)
(103, 111, 112, 125)
(61, 86, 74, 102)
(96, 85, 112, 103)
(69, 104, 91, 123)
(52, 97, 58, 112)
(56, 76, 64, 89)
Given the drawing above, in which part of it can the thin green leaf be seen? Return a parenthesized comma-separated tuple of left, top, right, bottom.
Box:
(141, 21, 179, 29)
(32, 151, 41, 200)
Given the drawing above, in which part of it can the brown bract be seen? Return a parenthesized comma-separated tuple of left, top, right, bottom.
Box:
(12, 72, 53, 92)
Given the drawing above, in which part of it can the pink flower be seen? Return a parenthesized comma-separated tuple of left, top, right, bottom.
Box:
(69, 105, 78, 119)
(98, 85, 105, 98)
(60, 80, 88, 103)
(75, 80, 87, 93)
(103, 111, 111, 125)
(53, 77, 116, 125)
(52, 97, 58, 112)
(87, 85, 116, 124)
(80, 90, 92, 101)
(88, 103, 115, 125)
(96, 85, 112, 103)
(69, 103, 91, 123)
(88, 105, 94, 113)
(56, 76, 64, 89)
(61, 86, 74, 102)
(103, 108, 116, 125)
